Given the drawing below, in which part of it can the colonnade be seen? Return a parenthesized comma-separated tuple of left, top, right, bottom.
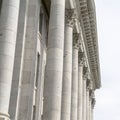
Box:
(43, 1, 95, 120)
(0, 0, 96, 120)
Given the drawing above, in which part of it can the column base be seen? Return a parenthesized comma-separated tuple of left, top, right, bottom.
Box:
(0, 112, 10, 120)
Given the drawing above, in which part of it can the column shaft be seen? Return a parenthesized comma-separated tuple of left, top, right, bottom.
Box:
(91, 108, 93, 120)
(89, 99, 92, 120)
(86, 90, 90, 120)
(9, 0, 28, 119)
(43, 0, 65, 120)
(61, 23, 73, 120)
(82, 79, 87, 120)
(91, 100, 94, 120)
(78, 63, 83, 120)
(0, 0, 20, 119)
(71, 47, 79, 120)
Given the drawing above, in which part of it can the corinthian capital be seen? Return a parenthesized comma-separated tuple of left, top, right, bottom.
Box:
(65, 9, 76, 27)
(73, 33, 80, 49)
(78, 51, 85, 65)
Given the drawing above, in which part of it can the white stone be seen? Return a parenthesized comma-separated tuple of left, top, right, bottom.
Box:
(83, 79, 87, 120)
(71, 47, 79, 120)
(61, 18, 73, 120)
(0, 0, 20, 119)
(78, 63, 84, 120)
(43, 0, 65, 120)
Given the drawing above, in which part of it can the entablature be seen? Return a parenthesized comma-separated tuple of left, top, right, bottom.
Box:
(76, 0, 101, 89)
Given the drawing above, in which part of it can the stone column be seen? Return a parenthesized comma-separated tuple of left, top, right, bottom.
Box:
(91, 97, 95, 120)
(43, 0, 65, 120)
(88, 84, 93, 120)
(89, 98, 92, 120)
(82, 78, 87, 120)
(18, 0, 40, 119)
(91, 107, 94, 120)
(61, 9, 74, 120)
(9, 0, 28, 119)
(91, 108, 93, 120)
(0, 0, 20, 119)
(71, 33, 80, 120)
(78, 52, 84, 120)
(86, 89, 90, 120)
(86, 79, 91, 120)
(82, 66, 88, 120)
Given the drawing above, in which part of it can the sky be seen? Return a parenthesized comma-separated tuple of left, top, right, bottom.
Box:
(94, 0, 120, 120)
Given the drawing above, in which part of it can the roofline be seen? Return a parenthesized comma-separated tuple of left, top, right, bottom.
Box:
(75, 0, 101, 89)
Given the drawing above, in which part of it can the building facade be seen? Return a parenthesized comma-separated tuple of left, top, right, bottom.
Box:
(0, 0, 101, 120)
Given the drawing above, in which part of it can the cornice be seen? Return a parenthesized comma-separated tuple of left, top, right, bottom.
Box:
(76, 0, 101, 89)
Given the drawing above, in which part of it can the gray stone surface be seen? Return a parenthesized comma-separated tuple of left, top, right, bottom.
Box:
(43, 0, 65, 120)
(61, 9, 74, 120)
(78, 62, 84, 120)
(0, 0, 100, 120)
(86, 90, 90, 120)
(71, 45, 79, 120)
(17, 0, 39, 119)
(82, 78, 87, 120)
(9, 0, 28, 119)
(89, 98, 92, 120)
(0, 0, 20, 119)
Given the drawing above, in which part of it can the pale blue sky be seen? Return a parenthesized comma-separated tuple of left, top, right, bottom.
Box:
(94, 0, 120, 120)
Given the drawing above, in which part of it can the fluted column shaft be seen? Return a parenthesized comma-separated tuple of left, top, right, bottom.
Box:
(61, 9, 74, 120)
(0, 0, 20, 119)
(71, 33, 80, 120)
(78, 61, 84, 120)
(43, 0, 65, 120)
